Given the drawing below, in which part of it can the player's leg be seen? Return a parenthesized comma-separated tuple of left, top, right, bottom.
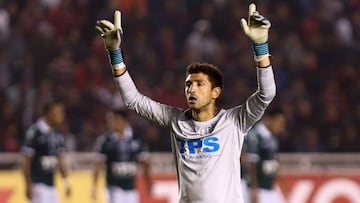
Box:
(258, 188, 282, 203)
(123, 190, 139, 203)
(31, 183, 47, 203)
(108, 186, 127, 203)
(105, 188, 111, 203)
(45, 185, 59, 203)
(107, 187, 115, 203)
(241, 179, 250, 203)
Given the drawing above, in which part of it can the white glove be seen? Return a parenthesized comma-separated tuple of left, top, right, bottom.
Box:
(241, 3, 271, 44)
(95, 10, 123, 51)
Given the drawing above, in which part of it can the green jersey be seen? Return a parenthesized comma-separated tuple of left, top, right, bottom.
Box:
(245, 122, 279, 190)
(22, 118, 65, 186)
(94, 126, 149, 190)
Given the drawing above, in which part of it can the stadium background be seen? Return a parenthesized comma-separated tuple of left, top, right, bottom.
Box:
(0, 0, 360, 202)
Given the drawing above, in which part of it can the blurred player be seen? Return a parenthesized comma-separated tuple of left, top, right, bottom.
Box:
(91, 109, 152, 203)
(95, 3, 276, 202)
(21, 99, 71, 203)
(244, 107, 286, 203)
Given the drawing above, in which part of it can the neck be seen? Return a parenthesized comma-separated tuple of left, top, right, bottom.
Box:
(263, 119, 274, 134)
(192, 106, 218, 122)
(115, 129, 125, 139)
(44, 117, 55, 130)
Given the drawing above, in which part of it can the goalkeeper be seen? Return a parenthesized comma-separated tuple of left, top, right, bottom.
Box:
(95, 3, 275, 203)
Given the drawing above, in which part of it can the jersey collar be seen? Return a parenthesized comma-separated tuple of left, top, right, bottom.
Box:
(111, 124, 133, 141)
(36, 117, 52, 134)
(255, 122, 272, 139)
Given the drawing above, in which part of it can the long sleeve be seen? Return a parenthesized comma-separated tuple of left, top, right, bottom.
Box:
(228, 66, 276, 133)
(244, 66, 276, 131)
(113, 71, 181, 128)
(256, 66, 276, 103)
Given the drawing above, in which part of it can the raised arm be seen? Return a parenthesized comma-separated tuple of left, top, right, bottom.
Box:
(241, 3, 272, 67)
(95, 11, 126, 77)
(235, 4, 276, 132)
(95, 11, 180, 128)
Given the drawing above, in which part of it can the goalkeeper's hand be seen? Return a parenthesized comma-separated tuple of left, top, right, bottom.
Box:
(95, 10, 123, 51)
(241, 3, 271, 44)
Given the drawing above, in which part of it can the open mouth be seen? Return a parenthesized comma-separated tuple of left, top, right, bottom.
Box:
(188, 96, 197, 104)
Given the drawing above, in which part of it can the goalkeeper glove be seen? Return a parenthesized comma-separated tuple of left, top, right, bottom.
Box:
(95, 11, 125, 71)
(241, 4, 271, 61)
(95, 10, 123, 51)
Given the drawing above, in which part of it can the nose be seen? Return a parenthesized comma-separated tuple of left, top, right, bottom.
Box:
(187, 84, 196, 93)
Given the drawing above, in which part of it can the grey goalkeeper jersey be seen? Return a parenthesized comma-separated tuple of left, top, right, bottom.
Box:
(114, 67, 275, 203)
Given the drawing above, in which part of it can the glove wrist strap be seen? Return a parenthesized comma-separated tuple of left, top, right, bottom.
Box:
(252, 42, 270, 62)
(108, 49, 124, 65)
(108, 49, 126, 76)
(252, 42, 269, 56)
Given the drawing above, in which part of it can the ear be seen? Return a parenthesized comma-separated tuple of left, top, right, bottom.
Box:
(212, 87, 221, 99)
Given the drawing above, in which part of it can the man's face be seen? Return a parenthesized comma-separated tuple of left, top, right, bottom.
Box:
(48, 104, 65, 127)
(185, 73, 219, 111)
(106, 112, 127, 132)
(111, 114, 127, 132)
(271, 114, 286, 135)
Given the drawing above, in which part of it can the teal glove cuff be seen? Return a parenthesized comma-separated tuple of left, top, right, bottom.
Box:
(108, 49, 124, 65)
(252, 42, 269, 56)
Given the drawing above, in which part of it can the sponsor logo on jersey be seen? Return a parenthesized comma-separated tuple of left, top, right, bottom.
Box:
(40, 156, 58, 171)
(177, 136, 220, 160)
(112, 162, 137, 176)
(262, 160, 279, 175)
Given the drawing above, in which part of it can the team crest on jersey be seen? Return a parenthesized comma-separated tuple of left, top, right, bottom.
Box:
(177, 136, 220, 160)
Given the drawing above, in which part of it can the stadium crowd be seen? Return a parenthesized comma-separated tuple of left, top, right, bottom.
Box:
(0, 0, 359, 152)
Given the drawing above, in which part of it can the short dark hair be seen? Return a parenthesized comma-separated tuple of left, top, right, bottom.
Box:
(266, 106, 285, 117)
(186, 63, 223, 89)
(44, 99, 63, 114)
(112, 109, 128, 118)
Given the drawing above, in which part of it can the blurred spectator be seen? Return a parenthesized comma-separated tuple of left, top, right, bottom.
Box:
(185, 19, 219, 62)
(0, 4, 10, 41)
(0, 45, 11, 90)
(1, 122, 19, 152)
(294, 125, 324, 152)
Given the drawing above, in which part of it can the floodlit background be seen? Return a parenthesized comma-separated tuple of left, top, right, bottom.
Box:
(0, 0, 360, 203)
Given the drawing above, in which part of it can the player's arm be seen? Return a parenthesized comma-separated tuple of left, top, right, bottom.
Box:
(238, 4, 276, 132)
(137, 139, 152, 194)
(140, 158, 152, 194)
(245, 131, 260, 203)
(274, 164, 289, 197)
(58, 153, 71, 197)
(91, 136, 106, 200)
(22, 155, 33, 200)
(95, 11, 181, 128)
(91, 158, 105, 200)
(248, 161, 259, 203)
(21, 129, 36, 200)
(256, 56, 270, 68)
(139, 147, 152, 195)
